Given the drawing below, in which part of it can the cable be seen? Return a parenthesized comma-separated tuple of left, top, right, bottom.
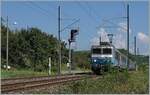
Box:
(76, 1, 99, 24)
(28, 1, 56, 18)
(85, 1, 100, 23)
(25, 2, 50, 18)
(102, 19, 127, 31)
(60, 19, 80, 32)
(33, 1, 72, 19)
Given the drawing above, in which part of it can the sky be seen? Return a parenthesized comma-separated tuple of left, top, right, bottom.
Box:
(1, 0, 149, 55)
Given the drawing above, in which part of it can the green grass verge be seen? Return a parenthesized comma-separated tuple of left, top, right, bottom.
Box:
(1, 69, 49, 79)
(1, 67, 90, 79)
(0, 63, 75, 79)
(57, 70, 149, 94)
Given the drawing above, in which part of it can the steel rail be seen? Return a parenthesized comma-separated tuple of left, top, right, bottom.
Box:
(1, 74, 93, 93)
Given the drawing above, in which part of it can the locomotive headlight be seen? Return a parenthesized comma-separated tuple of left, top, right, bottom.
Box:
(94, 59, 97, 62)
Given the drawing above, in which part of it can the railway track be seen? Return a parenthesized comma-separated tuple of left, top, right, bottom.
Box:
(1, 72, 92, 83)
(1, 73, 94, 93)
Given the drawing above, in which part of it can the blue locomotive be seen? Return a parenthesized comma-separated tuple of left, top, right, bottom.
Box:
(91, 42, 136, 74)
(91, 42, 114, 74)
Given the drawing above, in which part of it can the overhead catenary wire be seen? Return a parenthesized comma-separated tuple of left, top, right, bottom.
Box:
(27, 1, 56, 18)
(85, 1, 100, 23)
(60, 19, 80, 32)
(76, 1, 99, 24)
(40, 1, 75, 20)
(25, 3, 52, 19)
(78, 2, 135, 65)
(83, 1, 128, 29)
(27, 2, 80, 32)
(102, 19, 128, 31)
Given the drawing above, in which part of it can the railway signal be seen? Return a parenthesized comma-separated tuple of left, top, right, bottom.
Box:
(70, 29, 79, 42)
(68, 29, 79, 74)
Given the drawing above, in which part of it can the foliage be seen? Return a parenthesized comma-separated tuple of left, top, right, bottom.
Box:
(73, 50, 91, 69)
(1, 24, 68, 72)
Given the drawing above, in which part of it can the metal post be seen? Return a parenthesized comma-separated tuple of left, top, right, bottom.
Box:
(127, 4, 129, 69)
(119, 55, 121, 66)
(134, 36, 136, 55)
(27, 25, 29, 31)
(58, 6, 61, 75)
(137, 48, 139, 55)
(49, 57, 51, 75)
(68, 40, 71, 74)
(6, 16, 9, 70)
(99, 36, 101, 45)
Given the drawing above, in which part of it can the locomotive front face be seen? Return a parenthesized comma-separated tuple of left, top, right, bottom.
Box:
(91, 57, 111, 64)
(91, 45, 113, 74)
(91, 46, 113, 64)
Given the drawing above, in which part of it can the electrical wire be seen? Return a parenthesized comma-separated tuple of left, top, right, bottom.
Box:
(60, 19, 80, 32)
(76, 1, 99, 24)
(28, 2, 81, 34)
(85, 1, 100, 23)
(28, 1, 56, 18)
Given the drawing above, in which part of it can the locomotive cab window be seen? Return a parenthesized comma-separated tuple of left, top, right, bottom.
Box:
(103, 48, 112, 54)
(92, 48, 102, 54)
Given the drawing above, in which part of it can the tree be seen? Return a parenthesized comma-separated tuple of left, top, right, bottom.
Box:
(1, 24, 69, 72)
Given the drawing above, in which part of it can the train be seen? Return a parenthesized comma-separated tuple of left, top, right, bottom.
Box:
(91, 42, 136, 74)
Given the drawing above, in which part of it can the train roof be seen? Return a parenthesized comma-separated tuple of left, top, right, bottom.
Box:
(91, 42, 114, 48)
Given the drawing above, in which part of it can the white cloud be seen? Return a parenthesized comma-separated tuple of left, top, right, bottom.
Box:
(137, 32, 149, 43)
(90, 22, 148, 55)
(97, 28, 109, 42)
(113, 34, 126, 49)
(91, 21, 134, 50)
(91, 27, 127, 49)
(91, 28, 109, 46)
(113, 21, 133, 49)
(90, 37, 99, 45)
(117, 22, 131, 33)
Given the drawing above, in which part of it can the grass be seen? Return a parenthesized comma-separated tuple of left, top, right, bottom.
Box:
(56, 69, 149, 94)
(1, 69, 49, 79)
(1, 63, 148, 94)
(1, 64, 148, 94)
(3, 69, 147, 94)
(0, 63, 78, 79)
(1, 64, 90, 79)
